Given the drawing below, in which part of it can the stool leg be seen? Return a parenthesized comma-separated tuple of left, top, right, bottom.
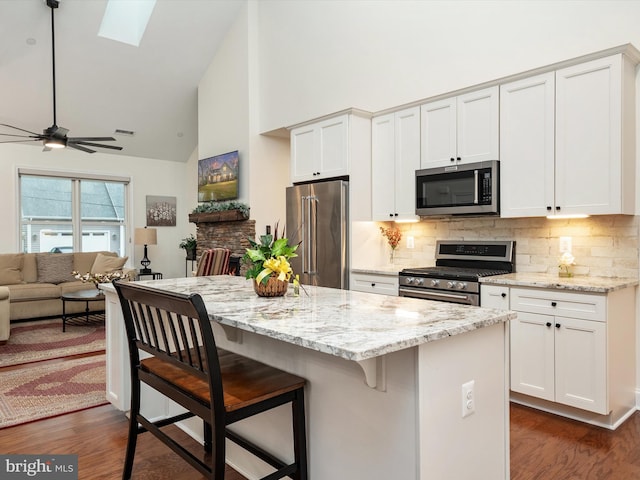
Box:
(122, 374, 141, 480)
(291, 388, 308, 480)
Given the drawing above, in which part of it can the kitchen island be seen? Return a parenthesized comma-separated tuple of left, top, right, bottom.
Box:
(102, 276, 516, 480)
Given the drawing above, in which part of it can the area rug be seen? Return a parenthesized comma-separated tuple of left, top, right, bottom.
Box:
(0, 354, 107, 428)
(0, 318, 105, 367)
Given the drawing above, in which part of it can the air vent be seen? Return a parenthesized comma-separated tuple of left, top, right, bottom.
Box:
(114, 129, 135, 136)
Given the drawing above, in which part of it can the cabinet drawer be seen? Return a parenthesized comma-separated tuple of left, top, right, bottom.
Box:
(350, 273, 399, 296)
(510, 288, 605, 322)
(481, 285, 510, 310)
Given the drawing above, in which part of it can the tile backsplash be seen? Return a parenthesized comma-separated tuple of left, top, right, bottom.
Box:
(352, 215, 639, 278)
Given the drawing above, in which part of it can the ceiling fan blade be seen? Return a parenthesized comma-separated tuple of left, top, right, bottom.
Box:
(0, 132, 43, 139)
(0, 124, 41, 136)
(68, 136, 117, 142)
(72, 141, 123, 151)
(0, 139, 41, 144)
(67, 143, 95, 154)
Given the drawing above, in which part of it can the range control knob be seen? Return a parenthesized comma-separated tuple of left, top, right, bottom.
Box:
(456, 282, 467, 290)
(447, 281, 456, 289)
(405, 277, 414, 285)
(415, 278, 424, 286)
(430, 279, 440, 287)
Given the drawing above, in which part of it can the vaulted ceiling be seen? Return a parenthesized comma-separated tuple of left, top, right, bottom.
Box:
(0, 0, 244, 162)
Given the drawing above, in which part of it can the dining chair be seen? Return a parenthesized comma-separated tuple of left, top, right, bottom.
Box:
(113, 280, 308, 479)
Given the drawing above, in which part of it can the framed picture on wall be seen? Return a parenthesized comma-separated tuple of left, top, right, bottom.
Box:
(197, 150, 239, 202)
(146, 195, 177, 226)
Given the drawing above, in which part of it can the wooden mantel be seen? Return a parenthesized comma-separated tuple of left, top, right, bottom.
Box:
(188, 209, 248, 224)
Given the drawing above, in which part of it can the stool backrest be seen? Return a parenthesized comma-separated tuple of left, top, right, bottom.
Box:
(113, 280, 226, 420)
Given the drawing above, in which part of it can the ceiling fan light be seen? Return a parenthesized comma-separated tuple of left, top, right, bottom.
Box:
(44, 138, 65, 149)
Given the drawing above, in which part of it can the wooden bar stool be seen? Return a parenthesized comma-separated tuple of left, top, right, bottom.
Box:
(114, 280, 308, 479)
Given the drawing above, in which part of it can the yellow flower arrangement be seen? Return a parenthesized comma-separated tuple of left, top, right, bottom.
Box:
(242, 223, 299, 286)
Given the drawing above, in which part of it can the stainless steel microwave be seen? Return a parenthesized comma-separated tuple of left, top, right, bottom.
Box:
(416, 160, 499, 216)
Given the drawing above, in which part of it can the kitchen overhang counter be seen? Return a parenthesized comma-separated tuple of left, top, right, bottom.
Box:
(480, 272, 638, 293)
(101, 276, 515, 480)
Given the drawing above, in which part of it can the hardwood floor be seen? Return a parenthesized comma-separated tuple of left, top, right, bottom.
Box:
(510, 403, 640, 479)
(1, 395, 640, 478)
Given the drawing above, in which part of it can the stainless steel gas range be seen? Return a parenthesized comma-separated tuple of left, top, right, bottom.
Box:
(399, 240, 515, 306)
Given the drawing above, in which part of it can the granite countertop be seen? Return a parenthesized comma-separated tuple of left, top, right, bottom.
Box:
(480, 273, 639, 293)
(351, 265, 406, 275)
(104, 276, 515, 362)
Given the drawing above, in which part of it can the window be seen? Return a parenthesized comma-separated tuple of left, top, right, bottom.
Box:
(19, 169, 130, 255)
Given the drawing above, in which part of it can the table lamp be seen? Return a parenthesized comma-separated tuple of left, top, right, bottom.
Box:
(134, 227, 157, 274)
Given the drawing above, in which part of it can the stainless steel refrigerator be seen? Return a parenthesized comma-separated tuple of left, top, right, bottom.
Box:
(286, 180, 348, 289)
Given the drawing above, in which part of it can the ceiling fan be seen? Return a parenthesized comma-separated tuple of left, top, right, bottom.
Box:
(0, 0, 122, 154)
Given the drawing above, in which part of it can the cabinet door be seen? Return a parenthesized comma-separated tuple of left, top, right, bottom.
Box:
(510, 311, 555, 402)
(318, 115, 349, 179)
(500, 73, 555, 217)
(556, 55, 622, 215)
(371, 113, 396, 221)
(420, 97, 456, 168)
(394, 107, 420, 219)
(457, 86, 499, 163)
(291, 125, 317, 183)
(554, 316, 608, 414)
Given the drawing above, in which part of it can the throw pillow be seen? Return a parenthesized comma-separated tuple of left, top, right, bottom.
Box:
(0, 253, 24, 285)
(36, 253, 75, 284)
(91, 253, 128, 274)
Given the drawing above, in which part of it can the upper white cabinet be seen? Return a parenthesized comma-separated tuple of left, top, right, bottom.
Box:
(421, 86, 499, 168)
(291, 114, 350, 183)
(501, 53, 637, 217)
(371, 106, 420, 221)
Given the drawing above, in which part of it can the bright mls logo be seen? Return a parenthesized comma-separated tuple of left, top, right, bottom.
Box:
(0, 455, 77, 479)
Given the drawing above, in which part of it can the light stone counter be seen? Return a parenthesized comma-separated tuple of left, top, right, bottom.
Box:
(351, 265, 407, 275)
(120, 275, 515, 362)
(480, 272, 638, 293)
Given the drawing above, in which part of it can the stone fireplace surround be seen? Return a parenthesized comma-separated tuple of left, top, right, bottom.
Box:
(189, 212, 255, 276)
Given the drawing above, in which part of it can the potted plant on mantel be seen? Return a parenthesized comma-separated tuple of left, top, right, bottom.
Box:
(188, 201, 250, 224)
(179, 234, 197, 260)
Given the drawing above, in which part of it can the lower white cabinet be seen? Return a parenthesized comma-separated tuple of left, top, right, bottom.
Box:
(509, 287, 633, 417)
(350, 272, 398, 296)
(482, 282, 636, 427)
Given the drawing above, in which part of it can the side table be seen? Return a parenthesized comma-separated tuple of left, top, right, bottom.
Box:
(136, 271, 163, 280)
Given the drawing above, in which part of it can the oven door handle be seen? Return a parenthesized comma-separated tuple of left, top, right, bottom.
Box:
(399, 287, 476, 305)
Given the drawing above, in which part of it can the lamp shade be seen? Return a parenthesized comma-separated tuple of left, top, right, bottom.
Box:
(134, 227, 157, 245)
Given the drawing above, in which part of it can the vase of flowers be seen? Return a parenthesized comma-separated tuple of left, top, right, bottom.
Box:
(243, 225, 299, 297)
(380, 226, 402, 264)
(558, 252, 576, 278)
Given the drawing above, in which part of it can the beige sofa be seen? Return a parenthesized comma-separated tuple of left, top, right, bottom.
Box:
(0, 251, 131, 343)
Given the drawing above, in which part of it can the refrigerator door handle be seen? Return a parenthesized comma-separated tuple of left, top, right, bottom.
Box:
(300, 195, 307, 274)
(309, 195, 317, 274)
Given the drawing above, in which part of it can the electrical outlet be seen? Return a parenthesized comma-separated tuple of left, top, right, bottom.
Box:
(559, 236, 572, 254)
(462, 380, 475, 418)
(407, 236, 415, 249)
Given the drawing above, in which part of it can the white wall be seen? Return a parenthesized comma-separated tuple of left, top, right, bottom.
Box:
(0, 143, 193, 279)
(257, 0, 640, 132)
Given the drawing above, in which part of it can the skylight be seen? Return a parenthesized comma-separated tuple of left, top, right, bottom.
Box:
(98, 0, 157, 47)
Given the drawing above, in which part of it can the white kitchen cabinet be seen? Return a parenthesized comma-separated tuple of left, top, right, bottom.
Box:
(420, 86, 499, 168)
(500, 53, 637, 217)
(371, 106, 420, 221)
(509, 287, 634, 420)
(291, 114, 349, 183)
(500, 72, 555, 217)
(350, 272, 399, 296)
